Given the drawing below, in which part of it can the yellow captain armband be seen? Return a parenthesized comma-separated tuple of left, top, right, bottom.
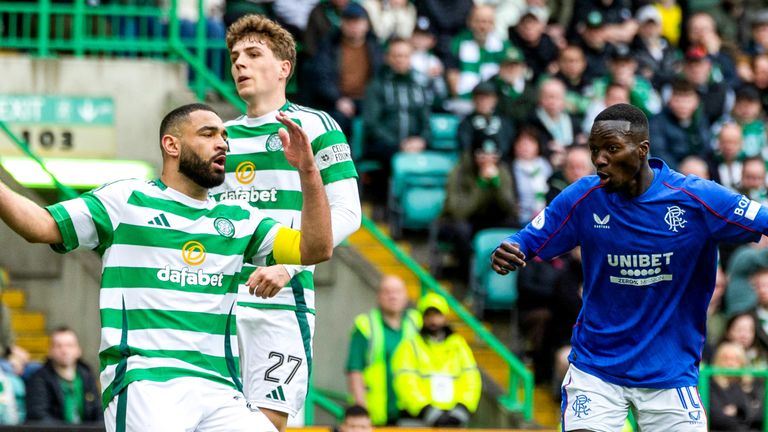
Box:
(273, 227, 302, 264)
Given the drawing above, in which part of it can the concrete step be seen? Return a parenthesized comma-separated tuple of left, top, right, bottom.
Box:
(11, 310, 46, 333)
(2, 289, 25, 309)
(16, 333, 49, 357)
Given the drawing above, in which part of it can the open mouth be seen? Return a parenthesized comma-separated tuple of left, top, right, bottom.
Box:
(597, 171, 610, 183)
(212, 154, 226, 172)
(237, 76, 250, 84)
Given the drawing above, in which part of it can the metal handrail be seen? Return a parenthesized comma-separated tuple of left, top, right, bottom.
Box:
(699, 365, 768, 431)
(361, 217, 534, 421)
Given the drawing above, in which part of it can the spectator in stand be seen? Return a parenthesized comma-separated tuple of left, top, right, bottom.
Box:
(306, 2, 382, 135)
(304, 0, 349, 57)
(650, 78, 711, 169)
(739, 156, 768, 206)
(528, 77, 583, 166)
(684, 12, 739, 88)
(654, 0, 682, 47)
(346, 276, 421, 426)
(362, 0, 416, 43)
(457, 81, 516, 161)
(725, 236, 768, 316)
(491, 46, 538, 124)
(581, 82, 630, 133)
(662, 45, 734, 127)
(723, 312, 768, 369)
(749, 268, 768, 356)
(271, 0, 320, 37)
(545, 144, 592, 204)
(392, 293, 481, 427)
(591, 46, 662, 116)
(446, 4, 510, 100)
(25, 327, 101, 425)
(752, 54, 768, 113)
(508, 7, 560, 80)
(414, 0, 474, 62)
(552, 45, 594, 126)
(711, 122, 745, 190)
(438, 132, 518, 276)
(678, 155, 711, 179)
(571, 0, 637, 45)
(512, 126, 552, 225)
(709, 342, 761, 432)
(707, 267, 729, 354)
(743, 9, 768, 57)
(410, 17, 449, 111)
(362, 38, 432, 200)
(631, 4, 680, 89)
(727, 85, 768, 159)
(339, 405, 373, 432)
(574, 11, 616, 83)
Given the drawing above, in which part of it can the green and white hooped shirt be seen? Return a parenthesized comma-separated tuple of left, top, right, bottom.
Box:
(46, 179, 291, 407)
(210, 101, 358, 314)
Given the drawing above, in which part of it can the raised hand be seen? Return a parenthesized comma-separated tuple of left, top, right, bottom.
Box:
(276, 112, 316, 172)
(491, 241, 526, 275)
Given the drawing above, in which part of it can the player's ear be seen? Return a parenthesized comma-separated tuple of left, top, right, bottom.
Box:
(161, 134, 181, 158)
(637, 139, 650, 159)
(279, 60, 291, 80)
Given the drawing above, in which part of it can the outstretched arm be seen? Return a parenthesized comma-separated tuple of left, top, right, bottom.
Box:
(277, 112, 333, 265)
(0, 181, 61, 244)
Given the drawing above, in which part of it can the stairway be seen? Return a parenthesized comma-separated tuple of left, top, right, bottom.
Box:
(0, 269, 49, 362)
(346, 218, 561, 429)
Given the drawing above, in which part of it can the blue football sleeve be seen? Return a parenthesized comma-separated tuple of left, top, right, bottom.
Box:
(500, 181, 584, 261)
(679, 177, 767, 243)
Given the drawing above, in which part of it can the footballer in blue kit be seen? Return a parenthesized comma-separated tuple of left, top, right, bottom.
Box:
(492, 104, 768, 431)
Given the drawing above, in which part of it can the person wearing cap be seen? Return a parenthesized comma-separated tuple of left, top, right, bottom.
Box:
(590, 46, 662, 116)
(437, 131, 517, 277)
(346, 275, 422, 426)
(630, 4, 678, 88)
(391, 293, 481, 427)
(571, 0, 638, 46)
(362, 0, 417, 43)
(491, 45, 538, 124)
(574, 10, 616, 82)
(414, 0, 473, 63)
(650, 78, 712, 169)
(508, 7, 559, 80)
(662, 45, 733, 127)
(456, 80, 516, 160)
(410, 17, 449, 109)
(445, 4, 511, 99)
(305, 2, 382, 135)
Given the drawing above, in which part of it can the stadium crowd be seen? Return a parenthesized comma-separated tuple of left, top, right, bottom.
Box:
(4, 0, 768, 429)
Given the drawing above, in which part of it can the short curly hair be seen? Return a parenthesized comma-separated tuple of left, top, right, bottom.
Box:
(226, 15, 297, 79)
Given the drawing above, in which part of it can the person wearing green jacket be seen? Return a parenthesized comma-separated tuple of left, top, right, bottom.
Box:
(392, 293, 481, 427)
(345, 275, 421, 425)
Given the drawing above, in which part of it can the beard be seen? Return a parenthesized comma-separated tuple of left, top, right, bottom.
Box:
(178, 144, 225, 189)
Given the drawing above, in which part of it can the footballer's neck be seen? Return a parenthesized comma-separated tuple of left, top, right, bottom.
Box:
(245, 88, 287, 118)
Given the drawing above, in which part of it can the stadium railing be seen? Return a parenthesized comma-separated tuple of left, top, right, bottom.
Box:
(362, 218, 535, 422)
(699, 364, 768, 432)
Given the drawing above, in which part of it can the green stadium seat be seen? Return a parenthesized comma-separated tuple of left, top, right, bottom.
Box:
(388, 151, 455, 239)
(470, 228, 519, 317)
(349, 117, 381, 173)
(429, 113, 460, 152)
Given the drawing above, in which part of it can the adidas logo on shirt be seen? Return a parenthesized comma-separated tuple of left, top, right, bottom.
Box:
(148, 213, 170, 227)
(266, 386, 286, 402)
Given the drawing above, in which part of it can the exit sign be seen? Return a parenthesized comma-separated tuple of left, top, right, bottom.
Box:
(0, 95, 116, 157)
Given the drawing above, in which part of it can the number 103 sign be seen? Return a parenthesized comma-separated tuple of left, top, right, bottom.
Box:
(0, 95, 116, 158)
